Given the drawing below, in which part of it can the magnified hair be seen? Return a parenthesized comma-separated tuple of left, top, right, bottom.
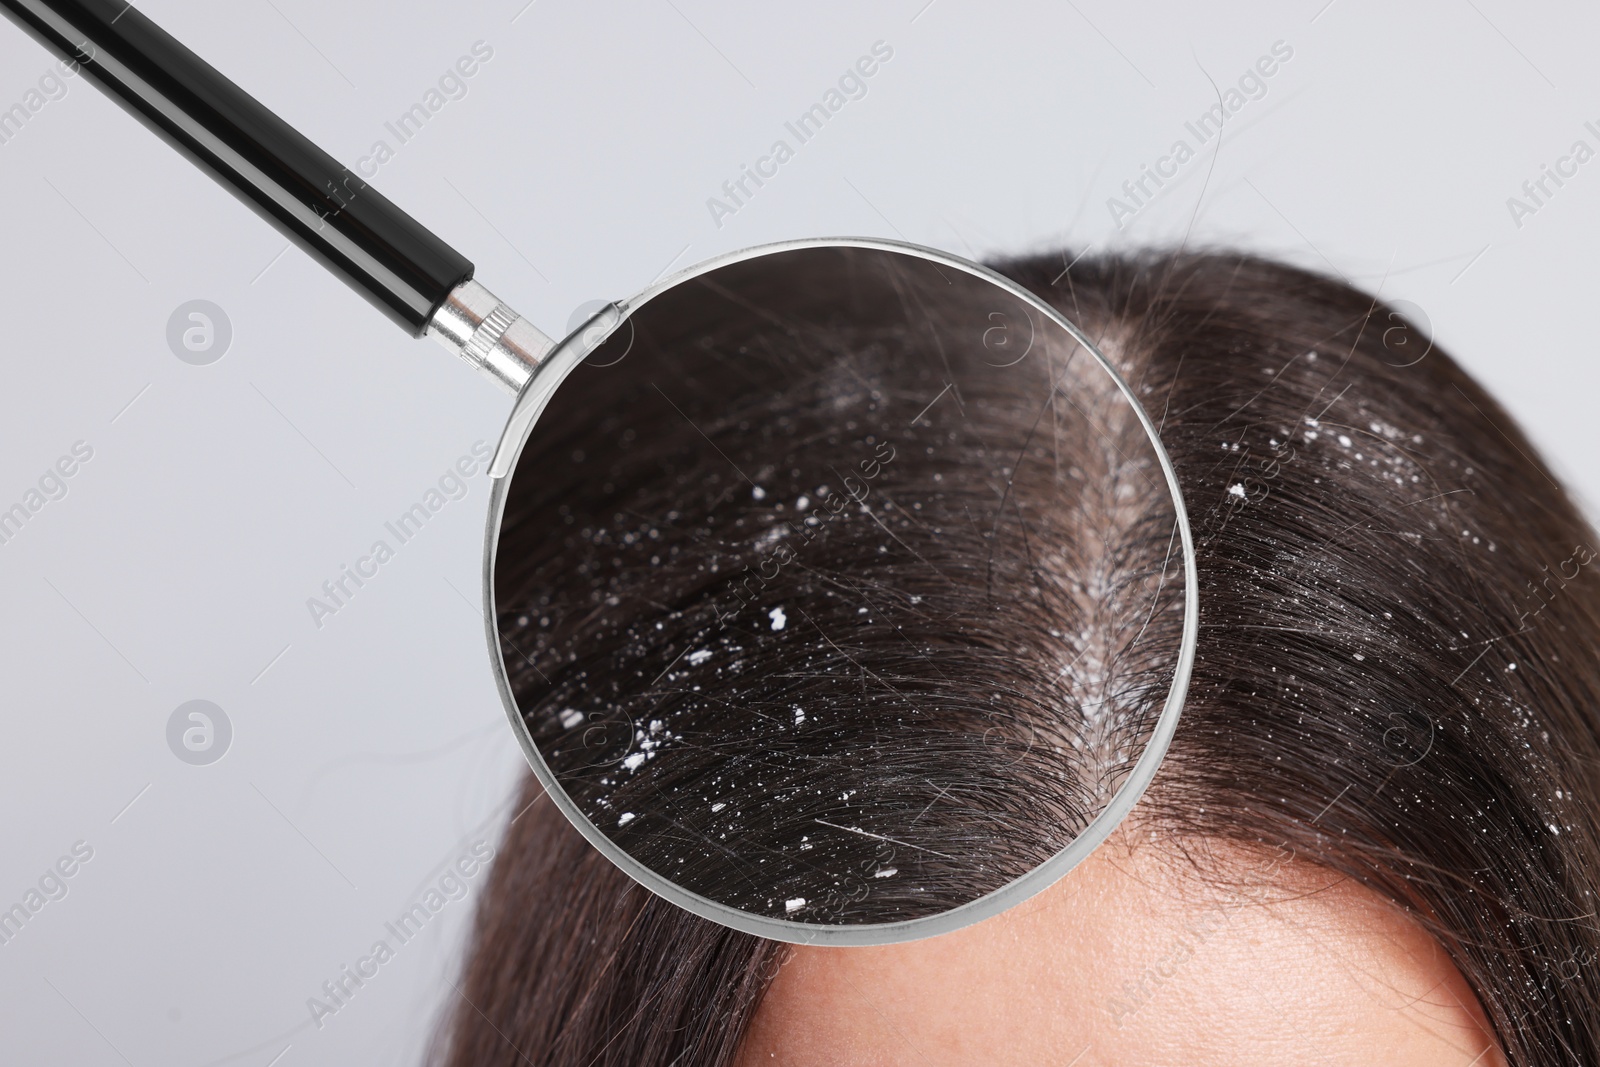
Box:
(493, 247, 1187, 927)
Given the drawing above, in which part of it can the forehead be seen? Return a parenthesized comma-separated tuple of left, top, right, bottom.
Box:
(737, 831, 1502, 1066)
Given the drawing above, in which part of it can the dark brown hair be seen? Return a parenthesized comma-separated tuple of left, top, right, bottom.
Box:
(436, 249, 1600, 1066)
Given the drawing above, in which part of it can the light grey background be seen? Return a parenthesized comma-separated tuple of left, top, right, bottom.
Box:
(1, 0, 1595, 1063)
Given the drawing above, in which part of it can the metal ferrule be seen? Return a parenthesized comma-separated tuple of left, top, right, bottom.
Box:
(427, 279, 555, 394)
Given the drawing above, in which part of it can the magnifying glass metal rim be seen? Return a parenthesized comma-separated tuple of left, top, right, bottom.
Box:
(481, 235, 1200, 947)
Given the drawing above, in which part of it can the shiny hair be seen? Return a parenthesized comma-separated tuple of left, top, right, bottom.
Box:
(435, 249, 1600, 1067)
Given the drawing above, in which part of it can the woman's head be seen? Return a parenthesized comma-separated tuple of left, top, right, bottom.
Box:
(439, 248, 1600, 1066)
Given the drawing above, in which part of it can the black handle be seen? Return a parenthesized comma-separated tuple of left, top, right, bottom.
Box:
(1, 0, 474, 336)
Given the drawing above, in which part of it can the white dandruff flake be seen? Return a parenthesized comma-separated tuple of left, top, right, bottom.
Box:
(785, 897, 806, 913)
(711, 802, 726, 813)
(559, 708, 584, 730)
(618, 812, 636, 826)
(622, 752, 647, 771)
(687, 648, 713, 666)
(1228, 483, 1246, 499)
(874, 867, 899, 879)
(794, 707, 806, 726)
(752, 485, 767, 500)
(769, 606, 787, 631)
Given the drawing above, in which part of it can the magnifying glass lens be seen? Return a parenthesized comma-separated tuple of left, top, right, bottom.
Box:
(492, 245, 1191, 938)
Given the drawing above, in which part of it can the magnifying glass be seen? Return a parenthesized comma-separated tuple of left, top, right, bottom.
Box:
(4, 0, 1197, 945)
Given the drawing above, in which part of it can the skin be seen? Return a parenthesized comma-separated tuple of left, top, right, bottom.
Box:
(738, 828, 1505, 1067)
